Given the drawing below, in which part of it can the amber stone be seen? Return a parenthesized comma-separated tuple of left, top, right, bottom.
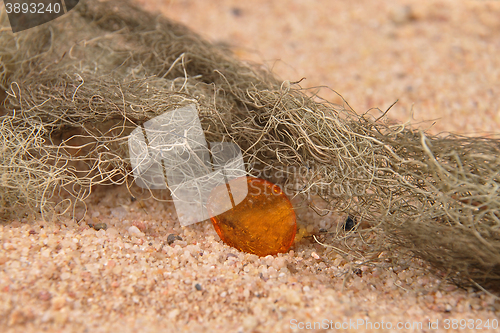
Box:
(207, 176, 296, 256)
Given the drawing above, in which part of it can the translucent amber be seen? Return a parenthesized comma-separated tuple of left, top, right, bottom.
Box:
(207, 176, 296, 256)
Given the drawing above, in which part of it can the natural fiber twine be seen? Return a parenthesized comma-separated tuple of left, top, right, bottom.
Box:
(1, 0, 499, 292)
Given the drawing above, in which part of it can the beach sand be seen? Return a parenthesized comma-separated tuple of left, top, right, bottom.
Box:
(1, 0, 500, 332)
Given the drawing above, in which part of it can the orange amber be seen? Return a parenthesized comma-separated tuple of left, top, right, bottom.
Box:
(207, 176, 296, 256)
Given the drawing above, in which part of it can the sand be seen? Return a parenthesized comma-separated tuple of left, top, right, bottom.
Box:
(1, 0, 500, 332)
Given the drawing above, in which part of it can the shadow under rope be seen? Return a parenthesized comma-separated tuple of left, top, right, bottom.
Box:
(0, 87, 6, 116)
